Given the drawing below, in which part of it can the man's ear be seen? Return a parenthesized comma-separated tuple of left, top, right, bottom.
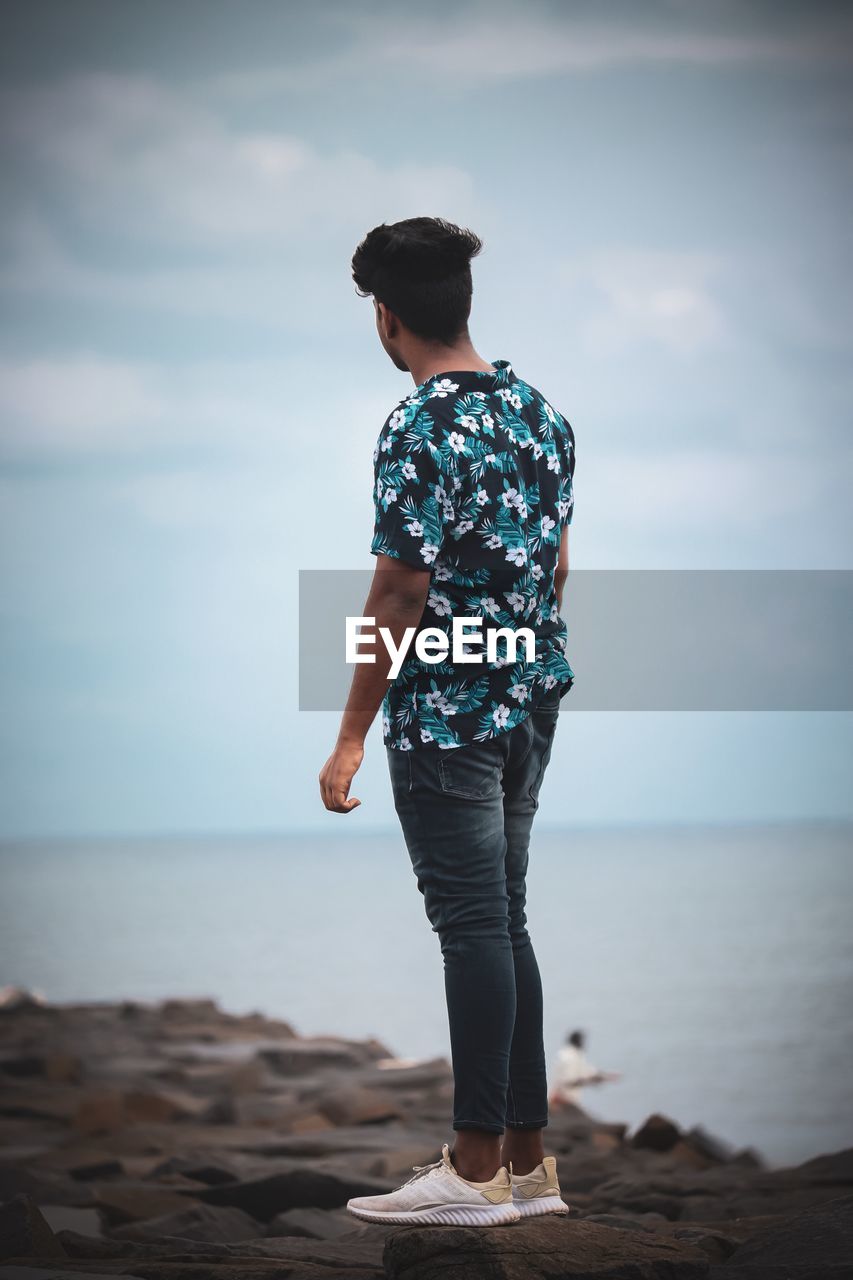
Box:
(377, 301, 399, 338)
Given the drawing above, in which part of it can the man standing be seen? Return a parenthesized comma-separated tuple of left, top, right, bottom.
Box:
(319, 217, 576, 1227)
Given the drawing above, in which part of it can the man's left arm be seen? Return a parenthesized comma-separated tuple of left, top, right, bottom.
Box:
(318, 555, 430, 814)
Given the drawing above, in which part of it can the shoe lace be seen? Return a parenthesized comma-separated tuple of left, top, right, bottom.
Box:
(401, 1156, 444, 1187)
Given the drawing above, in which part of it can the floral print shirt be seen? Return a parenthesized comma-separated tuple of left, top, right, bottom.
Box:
(371, 358, 575, 751)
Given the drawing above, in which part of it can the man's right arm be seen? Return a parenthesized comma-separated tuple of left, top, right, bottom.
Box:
(555, 524, 569, 612)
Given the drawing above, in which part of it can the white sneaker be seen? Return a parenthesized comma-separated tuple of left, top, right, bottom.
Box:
(346, 1142, 520, 1227)
(509, 1155, 570, 1218)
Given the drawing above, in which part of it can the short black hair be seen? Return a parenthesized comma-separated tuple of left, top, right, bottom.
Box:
(567, 1029, 585, 1048)
(351, 216, 483, 346)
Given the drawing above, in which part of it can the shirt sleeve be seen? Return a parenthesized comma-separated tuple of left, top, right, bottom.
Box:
(370, 408, 453, 569)
(558, 415, 575, 527)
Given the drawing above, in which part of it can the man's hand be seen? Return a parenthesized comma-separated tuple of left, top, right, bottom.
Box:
(319, 737, 365, 814)
(318, 555, 431, 815)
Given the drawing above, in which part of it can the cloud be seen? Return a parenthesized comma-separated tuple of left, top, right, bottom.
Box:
(556, 248, 727, 354)
(0, 353, 286, 459)
(0, 347, 394, 488)
(0, 73, 479, 252)
(208, 3, 853, 98)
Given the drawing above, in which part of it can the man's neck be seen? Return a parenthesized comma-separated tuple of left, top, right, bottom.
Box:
(408, 344, 495, 387)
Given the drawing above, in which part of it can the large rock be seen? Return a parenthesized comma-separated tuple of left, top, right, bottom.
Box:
(73, 1087, 212, 1134)
(0, 1194, 66, 1261)
(714, 1190, 853, 1278)
(145, 1155, 239, 1186)
(38, 1207, 102, 1239)
(111, 1202, 261, 1243)
(784, 1147, 853, 1188)
(0, 1270, 147, 1279)
(54, 1226, 389, 1276)
(383, 1215, 711, 1279)
(314, 1085, 402, 1126)
(259, 1040, 380, 1075)
(266, 1205, 354, 1239)
(92, 1182, 195, 1226)
(199, 1164, 395, 1220)
(0, 1167, 94, 1210)
(631, 1114, 683, 1153)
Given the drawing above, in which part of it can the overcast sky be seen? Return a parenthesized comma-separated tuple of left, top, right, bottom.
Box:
(1, 0, 851, 838)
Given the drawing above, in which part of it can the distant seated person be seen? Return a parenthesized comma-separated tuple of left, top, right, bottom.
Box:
(549, 1029, 622, 1111)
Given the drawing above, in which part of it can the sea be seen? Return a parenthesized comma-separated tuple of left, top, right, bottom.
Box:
(1, 820, 851, 1170)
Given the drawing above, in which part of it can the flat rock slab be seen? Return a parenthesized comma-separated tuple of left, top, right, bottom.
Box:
(383, 1215, 711, 1279)
(0, 1271, 149, 1280)
(4, 1233, 389, 1278)
(111, 1203, 262, 1243)
(710, 1190, 853, 1279)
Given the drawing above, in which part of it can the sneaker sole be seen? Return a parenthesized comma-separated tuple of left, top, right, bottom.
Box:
(512, 1195, 570, 1218)
(347, 1199, 521, 1227)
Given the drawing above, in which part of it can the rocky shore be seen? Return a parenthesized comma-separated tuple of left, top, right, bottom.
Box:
(0, 992, 850, 1278)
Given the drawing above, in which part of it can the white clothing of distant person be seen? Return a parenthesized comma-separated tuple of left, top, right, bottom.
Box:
(550, 1043, 621, 1107)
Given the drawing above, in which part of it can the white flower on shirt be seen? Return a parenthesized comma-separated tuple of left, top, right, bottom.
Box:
(476, 487, 489, 506)
(477, 596, 499, 618)
(448, 431, 466, 454)
(425, 690, 457, 716)
(541, 515, 556, 536)
(459, 415, 480, 434)
(384, 487, 397, 504)
(406, 519, 424, 539)
(508, 682, 530, 702)
(485, 533, 503, 550)
(506, 546, 527, 566)
(493, 704, 510, 728)
(389, 408, 406, 431)
(420, 543, 440, 564)
(505, 591, 526, 614)
(430, 379, 459, 398)
(497, 388, 523, 411)
(402, 459, 418, 480)
(547, 453, 561, 473)
(502, 487, 520, 509)
(428, 590, 452, 617)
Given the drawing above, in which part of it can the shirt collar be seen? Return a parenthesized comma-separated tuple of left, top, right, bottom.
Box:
(416, 358, 515, 393)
